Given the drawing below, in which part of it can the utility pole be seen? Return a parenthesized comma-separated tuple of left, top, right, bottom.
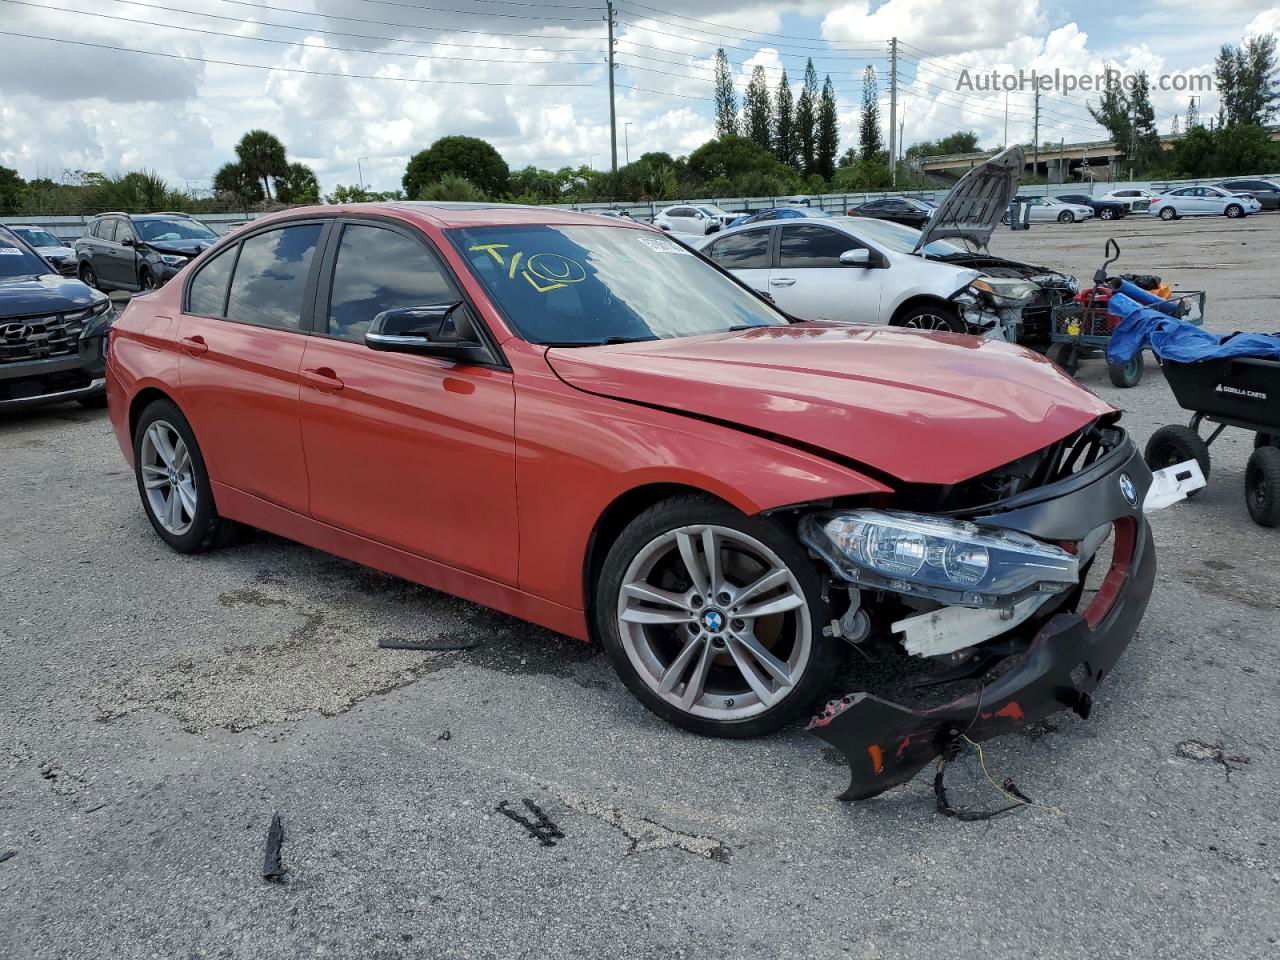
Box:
(357, 157, 369, 191)
(605, 1, 618, 174)
(888, 37, 898, 187)
(1003, 91, 1009, 147)
(624, 121, 632, 165)
(1032, 87, 1040, 180)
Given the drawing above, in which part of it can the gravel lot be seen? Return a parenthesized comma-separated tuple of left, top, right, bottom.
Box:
(3, 212, 1279, 960)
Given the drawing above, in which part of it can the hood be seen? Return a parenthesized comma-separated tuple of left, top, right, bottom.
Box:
(140, 238, 212, 257)
(545, 323, 1112, 486)
(915, 146, 1024, 253)
(0, 273, 102, 318)
(36, 245, 76, 261)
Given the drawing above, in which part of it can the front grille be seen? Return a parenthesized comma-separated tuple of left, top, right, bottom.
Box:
(0, 312, 85, 364)
(0, 368, 91, 402)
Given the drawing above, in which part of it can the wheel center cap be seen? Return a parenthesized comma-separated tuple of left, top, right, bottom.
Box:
(700, 609, 726, 633)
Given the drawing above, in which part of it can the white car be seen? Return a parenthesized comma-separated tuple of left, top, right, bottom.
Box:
(1148, 185, 1262, 220)
(653, 204, 734, 235)
(1098, 188, 1162, 213)
(693, 215, 989, 330)
(1013, 196, 1094, 224)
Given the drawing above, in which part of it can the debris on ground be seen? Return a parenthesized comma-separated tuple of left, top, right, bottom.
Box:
(437, 729, 452, 741)
(496, 799, 564, 847)
(1176, 740, 1251, 777)
(262, 812, 286, 882)
(0, 850, 15, 864)
(558, 793, 731, 861)
(934, 737, 1045, 822)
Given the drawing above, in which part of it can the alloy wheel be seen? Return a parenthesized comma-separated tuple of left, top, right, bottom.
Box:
(615, 524, 812, 721)
(902, 312, 957, 331)
(140, 420, 197, 535)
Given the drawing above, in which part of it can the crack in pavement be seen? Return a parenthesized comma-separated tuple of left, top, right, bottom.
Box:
(1176, 739, 1252, 779)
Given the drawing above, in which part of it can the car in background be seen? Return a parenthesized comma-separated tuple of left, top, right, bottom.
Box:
(1216, 178, 1280, 210)
(75, 212, 219, 292)
(592, 209, 637, 221)
(727, 207, 831, 228)
(1149, 186, 1261, 220)
(7, 225, 78, 276)
(0, 224, 114, 411)
(1003, 196, 1095, 224)
(1055, 193, 1129, 221)
(652, 204, 734, 235)
(1098, 188, 1161, 213)
(846, 196, 934, 229)
(694, 216, 983, 330)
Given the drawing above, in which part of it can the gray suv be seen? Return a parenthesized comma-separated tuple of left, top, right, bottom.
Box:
(75, 212, 219, 292)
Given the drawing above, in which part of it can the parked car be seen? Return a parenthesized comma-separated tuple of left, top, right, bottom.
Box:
(105, 203, 1156, 799)
(1148, 186, 1262, 220)
(7, 225, 78, 275)
(1003, 196, 1095, 224)
(653, 204, 734, 235)
(75, 212, 219, 292)
(1098, 188, 1162, 213)
(846, 196, 934, 229)
(727, 207, 831, 228)
(1055, 194, 1128, 221)
(694, 216, 982, 330)
(1216, 178, 1280, 210)
(0, 225, 115, 411)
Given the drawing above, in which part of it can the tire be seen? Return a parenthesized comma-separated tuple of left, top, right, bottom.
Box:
(1159, 207, 1177, 221)
(1107, 352, 1144, 388)
(1245, 447, 1280, 527)
(1058, 211, 1074, 223)
(894, 302, 965, 333)
(79, 261, 99, 289)
(593, 494, 838, 739)
(139, 269, 157, 291)
(1144, 424, 1211, 497)
(1100, 207, 1116, 221)
(1046, 342, 1079, 375)
(1225, 204, 1244, 219)
(1256, 432, 1279, 450)
(132, 398, 237, 553)
(1000, 213, 1010, 226)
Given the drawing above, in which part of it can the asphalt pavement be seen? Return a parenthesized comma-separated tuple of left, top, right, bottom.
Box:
(2, 211, 1278, 959)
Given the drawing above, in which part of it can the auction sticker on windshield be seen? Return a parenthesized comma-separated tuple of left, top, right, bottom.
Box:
(636, 236, 691, 255)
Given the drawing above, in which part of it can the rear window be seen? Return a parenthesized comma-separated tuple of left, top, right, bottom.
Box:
(187, 246, 237, 317)
(0, 234, 51, 279)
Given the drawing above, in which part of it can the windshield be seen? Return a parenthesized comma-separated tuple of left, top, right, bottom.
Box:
(452, 224, 787, 346)
(0, 235, 52, 278)
(13, 228, 60, 248)
(135, 218, 218, 242)
(697, 206, 727, 217)
(837, 216, 966, 258)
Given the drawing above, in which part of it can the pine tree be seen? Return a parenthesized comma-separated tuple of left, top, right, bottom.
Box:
(858, 66, 883, 161)
(1129, 73, 1161, 172)
(773, 70, 796, 168)
(816, 75, 839, 180)
(744, 64, 773, 152)
(1171, 114, 1181, 136)
(1186, 96, 1199, 130)
(795, 59, 819, 174)
(713, 48, 738, 138)
(1087, 65, 1132, 159)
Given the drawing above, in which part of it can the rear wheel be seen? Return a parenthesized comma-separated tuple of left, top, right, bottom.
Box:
(1145, 424, 1210, 497)
(894, 303, 965, 333)
(1245, 448, 1280, 527)
(1107, 352, 1144, 388)
(1159, 207, 1177, 221)
(1225, 204, 1244, 219)
(593, 495, 837, 738)
(1100, 207, 1116, 221)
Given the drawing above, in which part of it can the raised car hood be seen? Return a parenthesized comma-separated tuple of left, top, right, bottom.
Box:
(546, 323, 1113, 486)
(914, 146, 1023, 253)
(141, 238, 211, 257)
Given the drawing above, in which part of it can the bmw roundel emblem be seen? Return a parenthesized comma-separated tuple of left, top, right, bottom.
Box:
(1119, 473, 1137, 506)
(701, 609, 725, 632)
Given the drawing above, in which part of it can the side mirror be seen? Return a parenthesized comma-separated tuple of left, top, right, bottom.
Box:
(839, 249, 873, 267)
(120, 236, 135, 246)
(364, 303, 491, 364)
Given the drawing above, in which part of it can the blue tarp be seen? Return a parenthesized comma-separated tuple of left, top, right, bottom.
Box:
(1106, 292, 1280, 365)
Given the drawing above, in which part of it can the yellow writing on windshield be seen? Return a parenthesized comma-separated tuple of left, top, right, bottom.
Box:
(469, 244, 586, 295)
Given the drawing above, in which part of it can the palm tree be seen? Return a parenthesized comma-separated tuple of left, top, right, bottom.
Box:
(234, 130, 288, 200)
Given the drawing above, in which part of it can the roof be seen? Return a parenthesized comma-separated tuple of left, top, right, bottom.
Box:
(248, 201, 654, 231)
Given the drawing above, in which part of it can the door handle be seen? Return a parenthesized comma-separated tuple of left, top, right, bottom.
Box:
(770, 277, 797, 287)
(177, 335, 208, 356)
(301, 367, 345, 392)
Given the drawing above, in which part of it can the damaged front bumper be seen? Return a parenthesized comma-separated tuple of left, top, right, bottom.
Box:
(809, 441, 1157, 801)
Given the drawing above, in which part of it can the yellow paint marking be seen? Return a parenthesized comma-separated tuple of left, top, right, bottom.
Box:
(522, 270, 567, 293)
(469, 243, 509, 266)
(508, 250, 524, 279)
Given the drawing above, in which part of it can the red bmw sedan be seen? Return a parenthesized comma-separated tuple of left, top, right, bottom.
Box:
(106, 203, 1156, 798)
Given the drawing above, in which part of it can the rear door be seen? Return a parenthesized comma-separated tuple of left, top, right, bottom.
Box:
(175, 220, 325, 513)
(96, 217, 127, 286)
(770, 223, 883, 324)
(297, 219, 518, 583)
(702, 227, 773, 296)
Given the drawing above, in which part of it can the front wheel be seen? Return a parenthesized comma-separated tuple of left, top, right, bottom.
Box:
(1245, 447, 1280, 527)
(1225, 204, 1244, 219)
(79, 261, 99, 289)
(139, 269, 157, 290)
(593, 495, 837, 738)
(894, 303, 965, 333)
(1058, 211, 1074, 223)
(1159, 207, 1177, 221)
(1046, 341, 1079, 375)
(1100, 208, 1116, 221)
(1145, 424, 1210, 497)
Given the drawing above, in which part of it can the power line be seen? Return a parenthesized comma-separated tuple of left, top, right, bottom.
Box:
(282, 0, 595, 23)
(615, 1, 886, 50)
(615, 15, 881, 58)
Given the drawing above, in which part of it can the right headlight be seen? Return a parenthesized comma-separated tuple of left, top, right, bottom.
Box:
(969, 277, 1039, 306)
(799, 509, 1079, 608)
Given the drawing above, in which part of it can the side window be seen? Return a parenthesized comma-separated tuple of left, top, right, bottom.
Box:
(327, 224, 459, 341)
(707, 229, 771, 270)
(100, 219, 118, 243)
(88, 219, 103, 239)
(186, 246, 237, 317)
(778, 226, 860, 268)
(116, 219, 136, 243)
(226, 224, 323, 331)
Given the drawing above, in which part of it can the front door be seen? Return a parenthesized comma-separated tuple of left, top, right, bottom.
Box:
(703, 226, 773, 298)
(769, 223, 883, 325)
(175, 221, 324, 513)
(298, 221, 518, 584)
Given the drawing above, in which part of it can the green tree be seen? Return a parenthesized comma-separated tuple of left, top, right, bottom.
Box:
(325, 184, 403, 203)
(905, 130, 980, 159)
(1231, 34, 1279, 125)
(403, 135, 509, 198)
(685, 134, 800, 195)
(275, 162, 321, 204)
(1169, 123, 1279, 176)
(816, 75, 840, 181)
(773, 69, 796, 168)
(0, 165, 26, 212)
(213, 161, 264, 205)
(713, 48, 738, 138)
(858, 66, 884, 161)
(796, 59, 819, 174)
(417, 174, 487, 202)
(1129, 73, 1162, 173)
(743, 64, 773, 152)
(234, 129, 289, 200)
(1087, 65, 1132, 158)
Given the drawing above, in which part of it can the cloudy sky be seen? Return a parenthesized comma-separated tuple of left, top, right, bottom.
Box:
(0, 0, 1277, 195)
